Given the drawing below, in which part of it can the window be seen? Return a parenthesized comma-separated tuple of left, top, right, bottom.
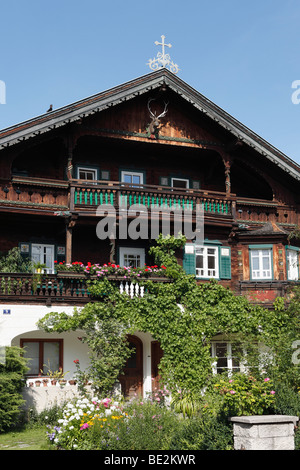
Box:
(31, 244, 55, 274)
(211, 342, 241, 374)
(77, 167, 97, 181)
(171, 177, 189, 189)
(183, 242, 231, 279)
(250, 247, 272, 280)
(195, 245, 219, 279)
(119, 247, 145, 268)
(287, 248, 299, 280)
(121, 171, 144, 187)
(20, 339, 63, 376)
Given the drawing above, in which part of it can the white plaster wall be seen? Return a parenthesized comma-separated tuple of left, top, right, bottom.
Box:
(0, 303, 90, 380)
(0, 304, 156, 397)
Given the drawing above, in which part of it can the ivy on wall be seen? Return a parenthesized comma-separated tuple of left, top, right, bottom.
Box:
(37, 234, 300, 397)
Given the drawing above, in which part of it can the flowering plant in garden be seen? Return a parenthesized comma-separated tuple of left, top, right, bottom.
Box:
(46, 396, 127, 450)
(54, 261, 167, 279)
(213, 373, 276, 416)
(148, 382, 170, 407)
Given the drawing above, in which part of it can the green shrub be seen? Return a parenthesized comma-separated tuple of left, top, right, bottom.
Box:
(0, 247, 32, 272)
(108, 399, 178, 450)
(213, 373, 276, 416)
(0, 347, 28, 432)
(169, 414, 233, 450)
(271, 381, 300, 450)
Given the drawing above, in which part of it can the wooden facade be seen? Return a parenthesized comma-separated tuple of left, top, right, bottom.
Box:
(0, 69, 300, 308)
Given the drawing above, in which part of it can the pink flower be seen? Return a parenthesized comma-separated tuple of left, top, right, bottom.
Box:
(230, 390, 236, 394)
(264, 377, 270, 382)
(80, 423, 89, 430)
(270, 390, 275, 395)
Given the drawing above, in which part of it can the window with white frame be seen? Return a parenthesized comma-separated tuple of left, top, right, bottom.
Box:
(31, 244, 55, 274)
(171, 177, 189, 189)
(195, 245, 219, 279)
(121, 171, 144, 187)
(287, 248, 299, 280)
(77, 167, 97, 181)
(119, 247, 145, 268)
(250, 247, 272, 280)
(211, 342, 241, 374)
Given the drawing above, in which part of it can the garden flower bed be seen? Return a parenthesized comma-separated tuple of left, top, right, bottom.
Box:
(46, 394, 179, 450)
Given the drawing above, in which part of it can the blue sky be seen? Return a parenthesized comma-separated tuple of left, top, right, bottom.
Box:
(1, 0, 300, 164)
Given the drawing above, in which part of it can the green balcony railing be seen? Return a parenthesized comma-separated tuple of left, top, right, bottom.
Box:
(71, 180, 235, 217)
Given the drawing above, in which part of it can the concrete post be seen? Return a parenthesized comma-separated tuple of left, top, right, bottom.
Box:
(230, 415, 299, 450)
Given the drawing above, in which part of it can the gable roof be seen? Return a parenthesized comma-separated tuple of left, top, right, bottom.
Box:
(1, 68, 300, 181)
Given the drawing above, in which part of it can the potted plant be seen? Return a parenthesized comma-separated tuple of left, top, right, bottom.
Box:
(41, 363, 69, 386)
(33, 262, 47, 274)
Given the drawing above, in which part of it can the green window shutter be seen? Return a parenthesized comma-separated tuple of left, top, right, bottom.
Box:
(19, 242, 31, 261)
(219, 246, 231, 279)
(183, 243, 196, 276)
(55, 245, 66, 264)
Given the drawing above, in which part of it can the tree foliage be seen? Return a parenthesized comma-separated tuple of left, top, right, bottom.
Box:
(0, 347, 28, 432)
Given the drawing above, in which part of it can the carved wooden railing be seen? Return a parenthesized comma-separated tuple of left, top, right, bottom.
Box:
(236, 197, 299, 226)
(71, 179, 235, 217)
(0, 176, 69, 211)
(0, 272, 170, 304)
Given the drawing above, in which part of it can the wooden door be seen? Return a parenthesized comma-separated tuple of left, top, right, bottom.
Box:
(119, 335, 143, 397)
(151, 340, 164, 391)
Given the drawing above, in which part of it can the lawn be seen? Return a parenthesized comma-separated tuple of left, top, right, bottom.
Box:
(0, 425, 50, 450)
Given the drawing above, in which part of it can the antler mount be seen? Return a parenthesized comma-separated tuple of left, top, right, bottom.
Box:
(147, 98, 169, 139)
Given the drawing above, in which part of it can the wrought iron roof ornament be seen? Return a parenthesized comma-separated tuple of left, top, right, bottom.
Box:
(147, 35, 179, 74)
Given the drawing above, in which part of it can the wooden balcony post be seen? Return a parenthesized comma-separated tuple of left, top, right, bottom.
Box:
(65, 214, 78, 265)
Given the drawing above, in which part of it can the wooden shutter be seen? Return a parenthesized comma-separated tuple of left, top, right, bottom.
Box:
(183, 243, 196, 276)
(18, 242, 31, 261)
(219, 246, 231, 279)
(55, 245, 66, 264)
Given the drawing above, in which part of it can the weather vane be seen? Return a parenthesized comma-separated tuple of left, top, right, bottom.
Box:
(147, 35, 179, 74)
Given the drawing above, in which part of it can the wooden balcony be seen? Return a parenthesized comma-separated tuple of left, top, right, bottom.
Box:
(0, 272, 171, 306)
(236, 197, 299, 227)
(1, 176, 297, 229)
(70, 179, 236, 220)
(0, 176, 69, 213)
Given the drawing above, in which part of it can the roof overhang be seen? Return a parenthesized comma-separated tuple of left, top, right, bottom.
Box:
(1, 68, 300, 181)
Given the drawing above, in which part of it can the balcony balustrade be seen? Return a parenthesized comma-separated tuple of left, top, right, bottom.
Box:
(1, 176, 297, 228)
(0, 176, 69, 211)
(71, 179, 235, 218)
(236, 197, 299, 227)
(0, 272, 170, 305)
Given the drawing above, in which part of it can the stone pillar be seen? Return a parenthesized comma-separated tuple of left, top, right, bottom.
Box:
(230, 415, 299, 450)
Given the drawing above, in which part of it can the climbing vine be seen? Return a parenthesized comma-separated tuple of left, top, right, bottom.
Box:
(37, 234, 300, 397)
